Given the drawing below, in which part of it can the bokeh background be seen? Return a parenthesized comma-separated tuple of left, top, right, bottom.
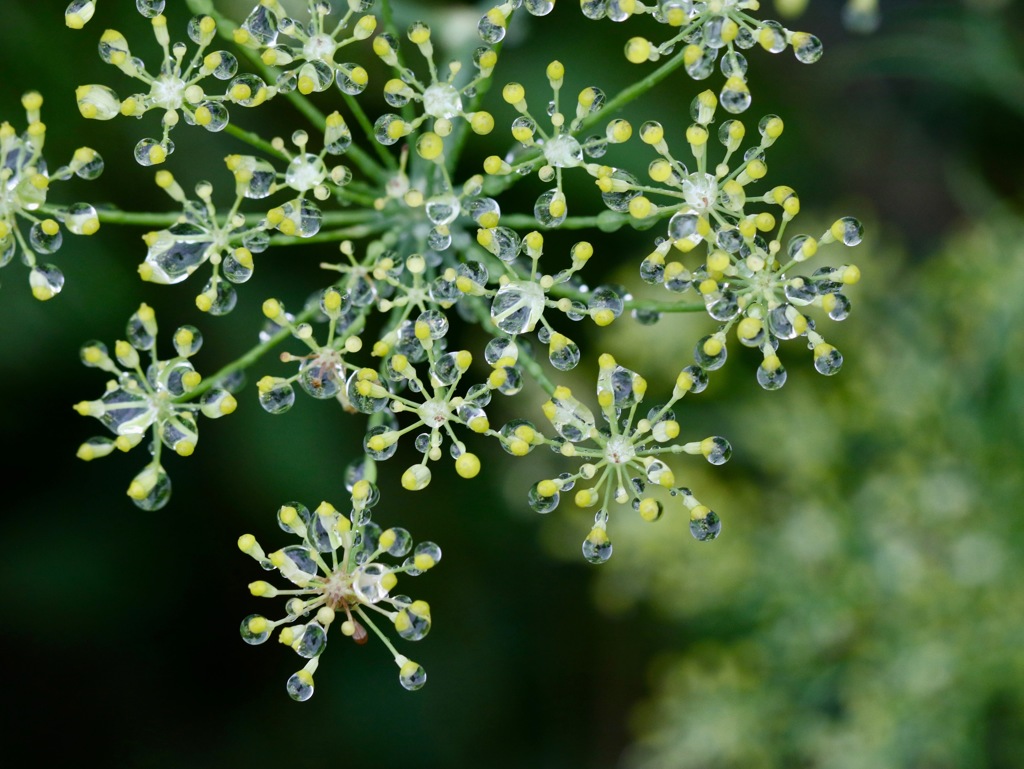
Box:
(2, 1, 1023, 767)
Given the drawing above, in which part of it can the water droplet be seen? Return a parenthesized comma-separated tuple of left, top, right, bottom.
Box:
(286, 670, 315, 701)
(259, 379, 295, 414)
(240, 614, 270, 645)
(528, 482, 560, 513)
(398, 660, 427, 691)
(689, 508, 721, 541)
(582, 526, 612, 564)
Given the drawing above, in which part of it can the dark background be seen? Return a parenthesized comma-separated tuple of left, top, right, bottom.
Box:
(2, 1, 1023, 767)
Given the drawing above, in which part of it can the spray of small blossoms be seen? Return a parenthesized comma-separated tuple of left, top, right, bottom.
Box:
(16, 0, 867, 699)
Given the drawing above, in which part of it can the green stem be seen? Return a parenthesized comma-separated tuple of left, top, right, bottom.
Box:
(223, 123, 289, 160)
(174, 299, 319, 403)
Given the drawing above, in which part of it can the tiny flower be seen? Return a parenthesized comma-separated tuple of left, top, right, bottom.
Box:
(360, 314, 499, 489)
(529, 354, 727, 561)
(464, 228, 595, 370)
(139, 167, 269, 315)
(582, 0, 824, 112)
(74, 303, 236, 510)
(235, 0, 376, 96)
(477, 0, 555, 44)
(0, 92, 103, 300)
(372, 22, 497, 147)
(238, 485, 439, 699)
(486, 61, 631, 225)
(77, 12, 265, 165)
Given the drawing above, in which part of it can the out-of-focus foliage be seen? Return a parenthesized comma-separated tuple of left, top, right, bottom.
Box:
(559, 212, 1024, 768)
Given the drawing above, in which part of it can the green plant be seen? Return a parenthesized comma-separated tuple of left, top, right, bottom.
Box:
(3, 0, 864, 703)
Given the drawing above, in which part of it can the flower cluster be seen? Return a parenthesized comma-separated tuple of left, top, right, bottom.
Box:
(373, 21, 497, 147)
(238, 482, 439, 699)
(74, 303, 237, 510)
(485, 60, 632, 225)
(54, 0, 867, 698)
(587, 0, 823, 113)
(235, 0, 376, 97)
(75, 12, 261, 165)
(530, 354, 726, 561)
(0, 92, 102, 300)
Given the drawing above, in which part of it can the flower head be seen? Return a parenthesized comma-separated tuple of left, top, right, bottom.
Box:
(0, 92, 102, 300)
(372, 22, 497, 146)
(586, 0, 823, 113)
(73, 303, 236, 510)
(76, 12, 267, 165)
(238, 483, 439, 699)
(530, 354, 728, 562)
(235, 0, 376, 96)
(485, 61, 632, 225)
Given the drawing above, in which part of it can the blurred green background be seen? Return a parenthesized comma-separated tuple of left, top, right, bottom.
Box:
(2, 1, 1023, 767)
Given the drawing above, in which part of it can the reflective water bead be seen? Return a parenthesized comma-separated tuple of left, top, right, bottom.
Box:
(142, 224, 211, 284)
(689, 507, 721, 541)
(792, 32, 823, 64)
(364, 423, 399, 460)
(813, 344, 844, 375)
(832, 216, 864, 246)
(784, 277, 817, 305)
(381, 527, 413, 557)
(29, 265, 65, 300)
(427, 227, 451, 251)
(299, 357, 343, 400)
(285, 153, 328, 192)
(492, 281, 545, 335)
(702, 436, 732, 465)
(720, 50, 748, 79)
(758, 21, 788, 53)
(210, 51, 238, 80)
(707, 291, 740, 322)
(240, 614, 271, 645)
(294, 622, 328, 658)
(199, 277, 238, 316)
(29, 221, 62, 254)
(484, 226, 521, 263)
(64, 203, 100, 236)
(528, 481, 560, 513)
(258, 378, 296, 414)
(757, 360, 788, 390)
(222, 249, 254, 283)
(406, 541, 441, 575)
(353, 563, 393, 604)
(534, 189, 567, 227)
(683, 364, 709, 393)
(134, 138, 173, 166)
(582, 526, 612, 564)
(768, 304, 802, 340)
(695, 335, 728, 370)
(425, 195, 460, 226)
(685, 47, 716, 80)
(484, 337, 518, 366)
(346, 370, 389, 413)
(398, 659, 427, 691)
(720, 78, 751, 114)
(548, 335, 580, 371)
(127, 463, 172, 511)
(477, 13, 505, 44)
(600, 170, 641, 212)
(589, 285, 625, 322)
(394, 602, 431, 641)
(416, 310, 449, 340)
(543, 133, 583, 169)
(286, 670, 315, 701)
(75, 150, 105, 180)
(826, 293, 851, 321)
